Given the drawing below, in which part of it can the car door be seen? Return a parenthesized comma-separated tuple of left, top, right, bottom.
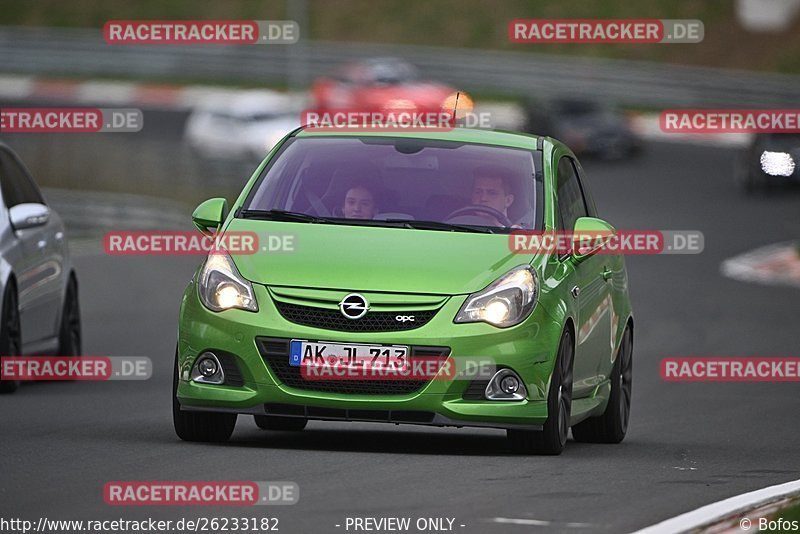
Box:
(0, 148, 64, 345)
(555, 155, 613, 397)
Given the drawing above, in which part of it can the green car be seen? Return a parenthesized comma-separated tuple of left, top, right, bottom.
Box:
(173, 126, 634, 455)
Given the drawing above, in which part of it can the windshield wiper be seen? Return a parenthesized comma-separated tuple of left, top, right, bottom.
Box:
(385, 219, 495, 234)
(239, 209, 331, 224)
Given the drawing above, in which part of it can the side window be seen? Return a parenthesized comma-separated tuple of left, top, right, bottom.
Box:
(556, 156, 588, 231)
(572, 159, 598, 218)
(0, 150, 45, 208)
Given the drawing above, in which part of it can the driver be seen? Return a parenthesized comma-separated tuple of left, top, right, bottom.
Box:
(342, 184, 378, 219)
(467, 167, 515, 226)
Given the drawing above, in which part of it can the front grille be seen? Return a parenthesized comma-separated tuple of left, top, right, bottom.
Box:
(273, 300, 438, 332)
(257, 337, 450, 395)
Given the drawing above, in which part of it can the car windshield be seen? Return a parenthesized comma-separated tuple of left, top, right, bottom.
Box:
(242, 136, 539, 233)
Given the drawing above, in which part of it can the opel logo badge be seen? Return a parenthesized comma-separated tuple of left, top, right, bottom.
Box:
(339, 293, 369, 320)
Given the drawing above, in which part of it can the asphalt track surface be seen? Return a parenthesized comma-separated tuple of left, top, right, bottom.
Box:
(2, 136, 800, 534)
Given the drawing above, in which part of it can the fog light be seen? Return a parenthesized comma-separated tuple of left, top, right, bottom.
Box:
(500, 375, 519, 394)
(485, 368, 527, 401)
(198, 357, 218, 377)
(190, 352, 225, 385)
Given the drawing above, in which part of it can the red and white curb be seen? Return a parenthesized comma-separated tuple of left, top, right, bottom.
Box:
(630, 478, 800, 533)
(0, 73, 752, 147)
(0, 73, 304, 110)
(721, 241, 800, 288)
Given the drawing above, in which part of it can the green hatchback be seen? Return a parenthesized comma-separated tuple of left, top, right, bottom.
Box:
(173, 127, 634, 455)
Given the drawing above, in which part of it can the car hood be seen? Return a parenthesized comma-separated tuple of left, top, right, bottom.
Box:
(226, 219, 533, 295)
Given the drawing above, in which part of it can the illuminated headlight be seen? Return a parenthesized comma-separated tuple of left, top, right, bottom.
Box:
(760, 151, 795, 177)
(455, 265, 537, 328)
(198, 251, 258, 312)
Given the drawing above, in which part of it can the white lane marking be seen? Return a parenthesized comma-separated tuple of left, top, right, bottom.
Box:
(721, 241, 800, 289)
(630, 478, 800, 534)
(489, 517, 594, 528)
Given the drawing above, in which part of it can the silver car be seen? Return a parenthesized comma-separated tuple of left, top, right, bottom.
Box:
(0, 142, 80, 393)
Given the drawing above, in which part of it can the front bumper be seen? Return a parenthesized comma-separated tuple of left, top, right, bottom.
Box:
(177, 280, 564, 429)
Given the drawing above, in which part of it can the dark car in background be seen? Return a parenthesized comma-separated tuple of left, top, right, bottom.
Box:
(523, 98, 639, 160)
(736, 133, 800, 193)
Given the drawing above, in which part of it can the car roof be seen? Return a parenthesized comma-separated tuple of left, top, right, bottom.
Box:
(293, 126, 541, 151)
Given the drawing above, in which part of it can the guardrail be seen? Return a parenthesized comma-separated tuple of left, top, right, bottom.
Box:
(2, 25, 800, 108)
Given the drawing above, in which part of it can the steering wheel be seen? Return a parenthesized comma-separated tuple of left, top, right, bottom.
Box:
(444, 205, 513, 227)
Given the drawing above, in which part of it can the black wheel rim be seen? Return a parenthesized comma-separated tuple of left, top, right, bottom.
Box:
(618, 330, 633, 432)
(557, 333, 573, 446)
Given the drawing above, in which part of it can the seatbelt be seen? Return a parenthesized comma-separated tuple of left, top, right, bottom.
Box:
(302, 187, 330, 217)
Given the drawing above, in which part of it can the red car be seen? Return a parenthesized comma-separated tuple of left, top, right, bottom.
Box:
(311, 58, 457, 115)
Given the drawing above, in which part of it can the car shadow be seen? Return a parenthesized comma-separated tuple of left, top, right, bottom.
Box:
(225, 424, 518, 456)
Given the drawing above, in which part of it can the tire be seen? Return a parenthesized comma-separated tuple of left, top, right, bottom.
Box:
(507, 328, 574, 455)
(572, 326, 633, 444)
(0, 281, 21, 394)
(254, 415, 307, 431)
(57, 276, 81, 356)
(172, 350, 237, 442)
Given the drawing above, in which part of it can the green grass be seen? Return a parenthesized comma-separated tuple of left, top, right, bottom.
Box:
(778, 502, 800, 521)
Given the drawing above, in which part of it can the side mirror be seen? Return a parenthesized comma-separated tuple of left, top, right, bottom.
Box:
(192, 198, 228, 236)
(9, 203, 50, 231)
(572, 216, 616, 258)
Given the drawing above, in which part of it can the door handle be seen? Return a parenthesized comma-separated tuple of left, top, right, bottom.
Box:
(601, 267, 613, 281)
(570, 285, 580, 299)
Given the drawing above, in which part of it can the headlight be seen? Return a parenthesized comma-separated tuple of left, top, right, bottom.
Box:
(198, 251, 258, 312)
(760, 150, 795, 176)
(455, 265, 538, 328)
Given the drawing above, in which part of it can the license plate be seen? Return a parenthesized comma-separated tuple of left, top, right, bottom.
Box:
(289, 340, 409, 371)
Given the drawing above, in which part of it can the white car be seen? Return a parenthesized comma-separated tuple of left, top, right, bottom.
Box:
(0, 143, 81, 393)
(184, 91, 302, 160)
